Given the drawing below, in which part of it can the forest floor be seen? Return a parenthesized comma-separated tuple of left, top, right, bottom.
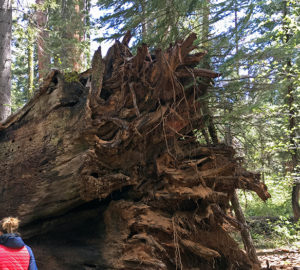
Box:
(258, 247, 300, 269)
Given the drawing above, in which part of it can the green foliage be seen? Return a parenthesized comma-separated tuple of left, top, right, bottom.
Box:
(249, 216, 300, 248)
(213, 0, 299, 222)
(238, 174, 293, 218)
(11, 4, 39, 112)
(10, 0, 93, 111)
(9, 0, 299, 231)
(272, 217, 300, 244)
(45, 0, 91, 72)
(64, 71, 79, 83)
(96, 0, 211, 49)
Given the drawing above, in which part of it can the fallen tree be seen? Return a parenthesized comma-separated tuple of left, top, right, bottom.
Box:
(0, 33, 270, 270)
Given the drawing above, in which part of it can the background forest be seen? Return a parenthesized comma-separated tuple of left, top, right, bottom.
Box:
(1, 0, 299, 249)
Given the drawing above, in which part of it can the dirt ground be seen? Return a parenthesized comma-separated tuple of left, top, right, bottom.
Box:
(258, 248, 300, 269)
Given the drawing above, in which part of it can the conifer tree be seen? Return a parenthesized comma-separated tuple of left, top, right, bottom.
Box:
(244, 0, 300, 220)
(36, 0, 51, 80)
(27, 27, 35, 98)
(281, 0, 300, 220)
(48, 0, 90, 72)
(11, 3, 39, 110)
(95, 0, 299, 219)
(96, 0, 207, 48)
(0, 0, 12, 121)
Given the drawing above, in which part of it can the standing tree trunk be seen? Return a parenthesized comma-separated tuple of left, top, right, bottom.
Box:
(293, 184, 300, 221)
(289, 64, 300, 221)
(36, 0, 51, 81)
(140, 0, 147, 40)
(0, 0, 12, 121)
(201, 0, 219, 145)
(57, 0, 86, 72)
(84, 0, 91, 66)
(282, 0, 300, 221)
(73, 0, 85, 71)
(288, 53, 300, 221)
(27, 27, 35, 99)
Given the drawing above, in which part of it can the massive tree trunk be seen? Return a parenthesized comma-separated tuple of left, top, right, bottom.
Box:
(0, 0, 12, 121)
(0, 34, 270, 269)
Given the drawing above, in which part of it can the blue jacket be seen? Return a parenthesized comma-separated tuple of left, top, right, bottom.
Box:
(0, 233, 38, 270)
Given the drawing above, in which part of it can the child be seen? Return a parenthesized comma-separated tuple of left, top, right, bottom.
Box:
(0, 217, 38, 270)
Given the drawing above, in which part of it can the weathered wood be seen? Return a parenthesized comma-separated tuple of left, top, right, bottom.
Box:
(91, 46, 105, 100)
(175, 67, 220, 78)
(0, 33, 270, 269)
(231, 191, 261, 269)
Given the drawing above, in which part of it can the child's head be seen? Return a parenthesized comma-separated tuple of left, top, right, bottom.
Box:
(0, 217, 20, 234)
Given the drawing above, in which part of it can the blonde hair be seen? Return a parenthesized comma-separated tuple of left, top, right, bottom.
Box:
(1, 217, 20, 234)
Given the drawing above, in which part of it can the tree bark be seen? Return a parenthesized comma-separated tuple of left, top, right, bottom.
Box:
(282, 0, 300, 221)
(84, 0, 91, 65)
(293, 184, 300, 221)
(140, 0, 147, 40)
(27, 27, 34, 99)
(55, 0, 86, 72)
(73, 0, 85, 71)
(0, 34, 270, 269)
(36, 0, 51, 80)
(0, 0, 12, 121)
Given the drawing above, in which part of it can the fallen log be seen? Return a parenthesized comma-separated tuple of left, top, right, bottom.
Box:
(0, 33, 270, 269)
